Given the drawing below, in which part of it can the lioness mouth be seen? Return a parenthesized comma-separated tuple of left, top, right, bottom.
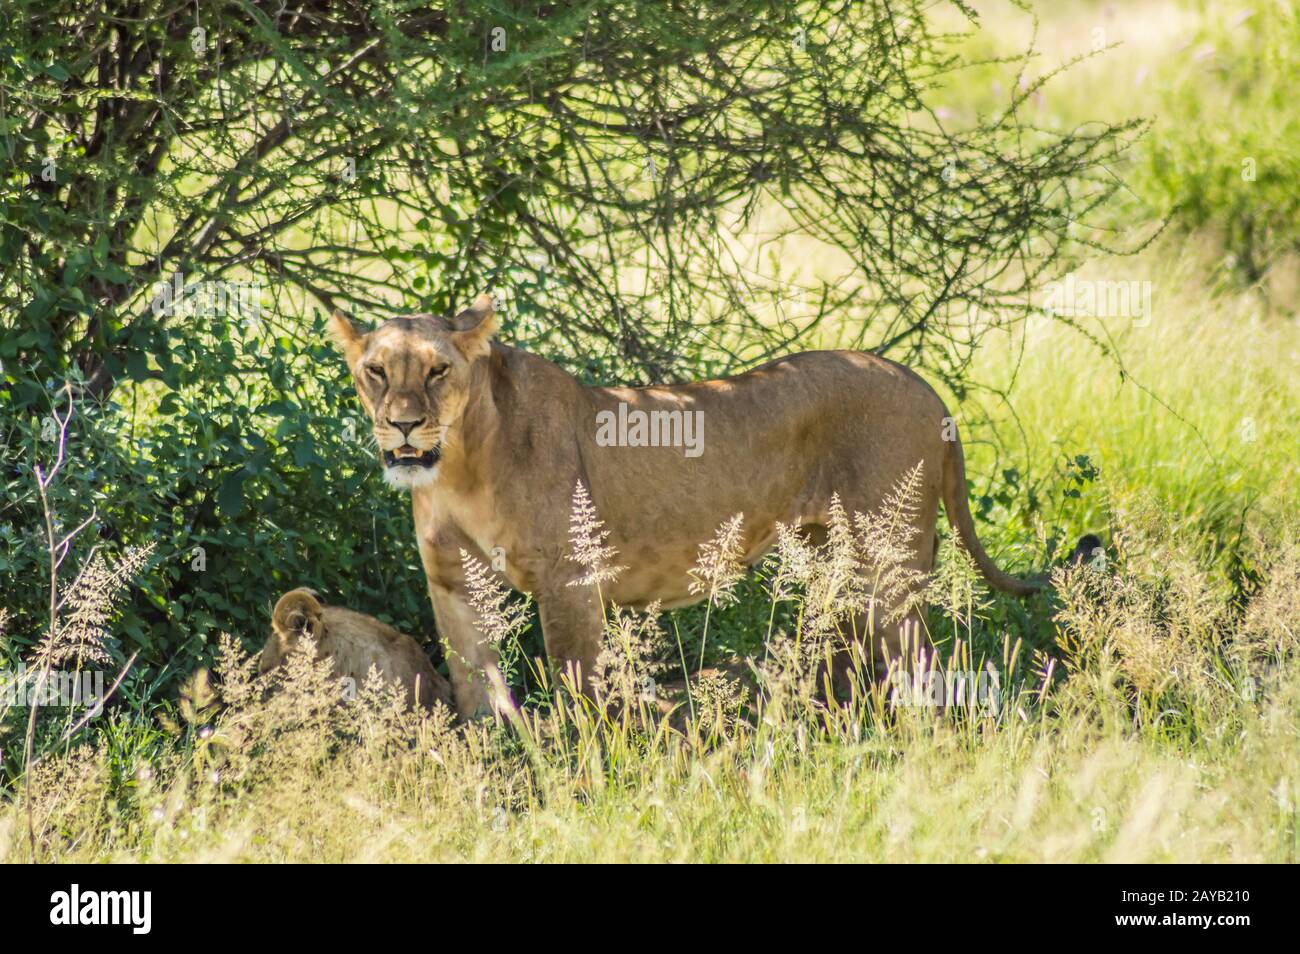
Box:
(383, 444, 440, 468)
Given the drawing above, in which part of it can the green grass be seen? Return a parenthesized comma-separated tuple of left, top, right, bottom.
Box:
(5, 527, 1298, 862)
(964, 235, 1297, 549)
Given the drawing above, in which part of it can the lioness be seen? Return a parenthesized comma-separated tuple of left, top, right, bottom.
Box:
(261, 588, 452, 711)
(329, 295, 1048, 718)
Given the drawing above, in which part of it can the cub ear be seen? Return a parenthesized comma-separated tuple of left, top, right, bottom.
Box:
(272, 588, 325, 640)
(449, 293, 498, 360)
(328, 310, 370, 367)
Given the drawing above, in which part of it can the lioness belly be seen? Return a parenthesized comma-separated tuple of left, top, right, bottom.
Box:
(604, 511, 804, 610)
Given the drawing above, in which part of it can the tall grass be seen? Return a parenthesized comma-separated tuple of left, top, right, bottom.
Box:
(961, 235, 1298, 554)
(3, 460, 1297, 862)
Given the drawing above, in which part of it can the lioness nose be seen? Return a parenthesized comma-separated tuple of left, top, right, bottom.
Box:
(389, 417, 426, 438)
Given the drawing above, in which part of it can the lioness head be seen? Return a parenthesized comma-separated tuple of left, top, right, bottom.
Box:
(328, 294, 497, 489)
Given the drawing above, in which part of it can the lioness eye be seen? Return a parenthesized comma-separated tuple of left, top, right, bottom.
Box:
(366, 364, 386, 381)
(427, 364, 449, 382)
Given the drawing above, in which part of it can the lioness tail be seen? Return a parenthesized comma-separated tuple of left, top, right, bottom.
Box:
(940, 430, 1043, 597)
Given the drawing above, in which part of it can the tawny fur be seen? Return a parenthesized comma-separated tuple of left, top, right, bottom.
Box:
(329, 295, 1045, 718)
(261, 589, 452, 711)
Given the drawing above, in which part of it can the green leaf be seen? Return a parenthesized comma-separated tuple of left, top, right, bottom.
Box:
(217, 471, 247, 518)
(124, 349, 150, 382)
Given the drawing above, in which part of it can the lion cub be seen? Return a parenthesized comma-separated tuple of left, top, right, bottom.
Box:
(261, 589, 452, 711)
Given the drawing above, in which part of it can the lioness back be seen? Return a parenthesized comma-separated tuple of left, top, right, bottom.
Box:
(262, 589, 452, 711)
(576, 349, 953, 606)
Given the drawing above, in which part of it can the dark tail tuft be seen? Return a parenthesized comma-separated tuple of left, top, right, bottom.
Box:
(1069, 534, 1104, 566)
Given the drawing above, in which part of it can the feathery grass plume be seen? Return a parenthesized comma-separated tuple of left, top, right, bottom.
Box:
(1106, 487, 1232, 701)
(205, 630, 457, 795)
(927, 535, 991, 634)
(460, 550, 531, 648)
(0, 608, 10, 656)
(758, 520, 818, 658)
(802, 494, 866, 639)
(176, 666, 220, 730)
(854, 462, 928, 626)
(566, 481, 625, 589)
(688, 513, 746, 608)
(1239, 528, 1300, 667)
(691, 670, 744, 740)
(18, 738, 109, 852)
(1052, 490, 1238, 723)
(460, 548, 532, 695)
(755, 472, 932, 702)
(234, 632, 341, 776)
(211, 633, 257, 712)
(689, 513, 746, 674)
(1054, 559, 1174, 701)
(770, 520, 816, 602)
(340, 666, 425, 753)
(754, 500, 863, 700)
(593, 602, 670, 708)
(36, 543, 155, 667)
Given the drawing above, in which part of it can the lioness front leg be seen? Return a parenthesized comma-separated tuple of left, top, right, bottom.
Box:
(427, 580, 498, 719)
(537, 582, 604, 702)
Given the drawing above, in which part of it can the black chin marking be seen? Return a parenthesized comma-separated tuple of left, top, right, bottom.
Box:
(383, 445, 440, 469)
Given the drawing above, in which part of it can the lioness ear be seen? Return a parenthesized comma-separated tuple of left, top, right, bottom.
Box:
(328, 310, 370, 367)
(449, 293, 498, 360)
(272, 589, 324, 640)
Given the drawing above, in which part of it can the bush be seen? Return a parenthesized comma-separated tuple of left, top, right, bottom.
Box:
(1137, 1, 1300, 282)
(0, 309, 431, 707)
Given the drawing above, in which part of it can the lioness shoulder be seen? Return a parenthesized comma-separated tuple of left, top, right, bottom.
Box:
(261, 588, 452, 711)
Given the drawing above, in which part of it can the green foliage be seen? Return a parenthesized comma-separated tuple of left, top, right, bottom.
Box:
(1136, 1, 1300, 281)
(0, 309, 431, 701)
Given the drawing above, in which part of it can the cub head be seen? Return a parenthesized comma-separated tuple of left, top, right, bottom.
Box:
(262, 588, 327, 674)
(328, 294, 498, 489)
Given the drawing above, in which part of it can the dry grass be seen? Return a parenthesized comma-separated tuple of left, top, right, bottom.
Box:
(2, 470, 1297, 862)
